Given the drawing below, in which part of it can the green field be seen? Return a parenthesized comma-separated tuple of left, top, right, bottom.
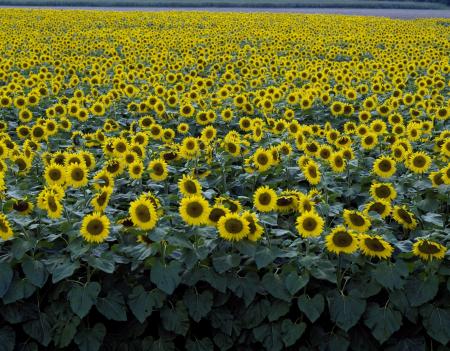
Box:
(0, 0, 447, 8)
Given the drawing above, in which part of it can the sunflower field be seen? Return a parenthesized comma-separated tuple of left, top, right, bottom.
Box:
(0, 9, 449, 350)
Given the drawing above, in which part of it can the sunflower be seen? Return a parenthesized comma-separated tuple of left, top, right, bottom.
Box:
(325, 226, 358, 255)
(253, 148, 273, 172)
(440, 139, 450, 158)
(392, 205, 417, 230)
(129, 197, 158, 230)
(44, 163, 66, 186)
(128, 160, 144, 180)
(81, 212, 110, 244)
(179, 195, 209, 226)
(442, 164, 450, 185)
(359, 234, 393, 259)
(215, 197, 242, 213)
(364, 200, 391, 219)
(343, 209, 371, 232)
(361, 132, 378, 150)
(207, 205, 230, 226)
(66, 163, 89, 188)
(91, 187, 113, 212)
(276, 193, 297, 213)
(93, 171, 114, 191)
(0, 213, 13, 240)
(370, 182, 397, 202)
(13, 199, 34, 216)
(373, 156, 396, 179)
(242, 211, 264, 242)
(303, 161, 321, 185)
(253, 186, 277, 212)
(105, 159, 125, 177)
(429, 171, 445, 188)
(296, 211, 324, 238)
(412, 239, 447, 261)
(148, 159, 168, 182)
(44, 194, 63, 219)
(178, 174, 202, 197)
(406, 151, 431, 174)
(329, 152, 346, 173)
(217, 213, 250, 242)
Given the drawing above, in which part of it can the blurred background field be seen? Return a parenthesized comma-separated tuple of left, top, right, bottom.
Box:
(0, 0, 448, 9)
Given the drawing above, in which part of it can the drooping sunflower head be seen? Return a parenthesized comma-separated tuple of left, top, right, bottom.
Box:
(392, 205, 417, 230)
(359, 234, 393, 259)
(412, 239, 447, 261)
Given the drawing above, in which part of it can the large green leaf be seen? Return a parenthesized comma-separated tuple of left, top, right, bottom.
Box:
(0, 262, 13, 298)
(254, 246, 274, 269)
(364, 303, 402, 344)
(186, 338, 214, 351)
(68, 282, 101, 319)
(405, 275, 439, 307)
(212, 253, 240, 274)
(297, 293, 324, 323)
(53, 314, 80, 348)
(242, 299, 270, 328)
(74, 323, 106, 351)
(327, 291, 366, 331)
(183, 289, 213, 322)
(50, 259, 80, 284)
(0, 326, 15, 351)
(128, 286, 165, 323)
(22, 313, 52, 346)
(161, 301, 189, 336)
(150, 260, 182, 294)
(261, 272, 290, 302)
(280, 319, 306, 347)
(96, 290, 127, 321)
(284, 271, 309, 295)
(22, 257, 48, 288)
(3, 278, 36, 304)
(420, 304, 450, 345)
(253, 323, 283, 351)
(372, 260, 408, 290)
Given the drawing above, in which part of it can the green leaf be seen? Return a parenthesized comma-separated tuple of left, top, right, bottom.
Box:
(22, 257, 48, 288)
(149, 338, 175, 351)
(183, 289, 213, 322)
(128, 286, 165, 323)
(242, 299, 270, 328)
(253, 324, 283, 351)
(405, 275, 439, 307)
(280, 319, 306, 347)
(364, 303, 402, 344)
(327, 291, 366, 332)
(421, 213, 443, 227)
(309, 259, 336, 283)
(74, 323, 106, 351)
(372, 261, 408, 290)
(87, 254, 115, 274)
(213, 333, 234, 351)
(210, 308, 234, 336)
(284, 271, 309, 295)
(0, 326, 15, 351)
(68, 282, 101, 319)
(96, 290, 127, 321)
(22, 313, 52, 346)
(186, 338, 214, 351)
(212, 253, 240, 274)
(161, 301, 189, 336)
(0, 262, 13, 298)
(50, 260, 80, 284)
(150, 260, 182, 294)
(53, 314, 80, 348)
(262, 273, 290, 302)
(420, 304, 450, 345)
(268, 300, 290, 322)
(297, 293, 324, 323)
(3, 278, 35, 304)
(255, 246, 274, 269)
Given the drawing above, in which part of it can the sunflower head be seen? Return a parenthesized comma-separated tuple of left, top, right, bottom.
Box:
(296, 211, 324, 238)
(359, 234, 393, 259)
(412, 239, 447, 261)
(81, 212, 110, 244)
(325, 225, 358, 255)
(217, 213, 250, 242)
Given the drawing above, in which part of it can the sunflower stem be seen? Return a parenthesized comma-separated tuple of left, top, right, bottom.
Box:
(337, 254, 343, 292)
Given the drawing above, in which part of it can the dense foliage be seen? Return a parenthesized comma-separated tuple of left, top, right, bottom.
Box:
(0, 10, 449, 350)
